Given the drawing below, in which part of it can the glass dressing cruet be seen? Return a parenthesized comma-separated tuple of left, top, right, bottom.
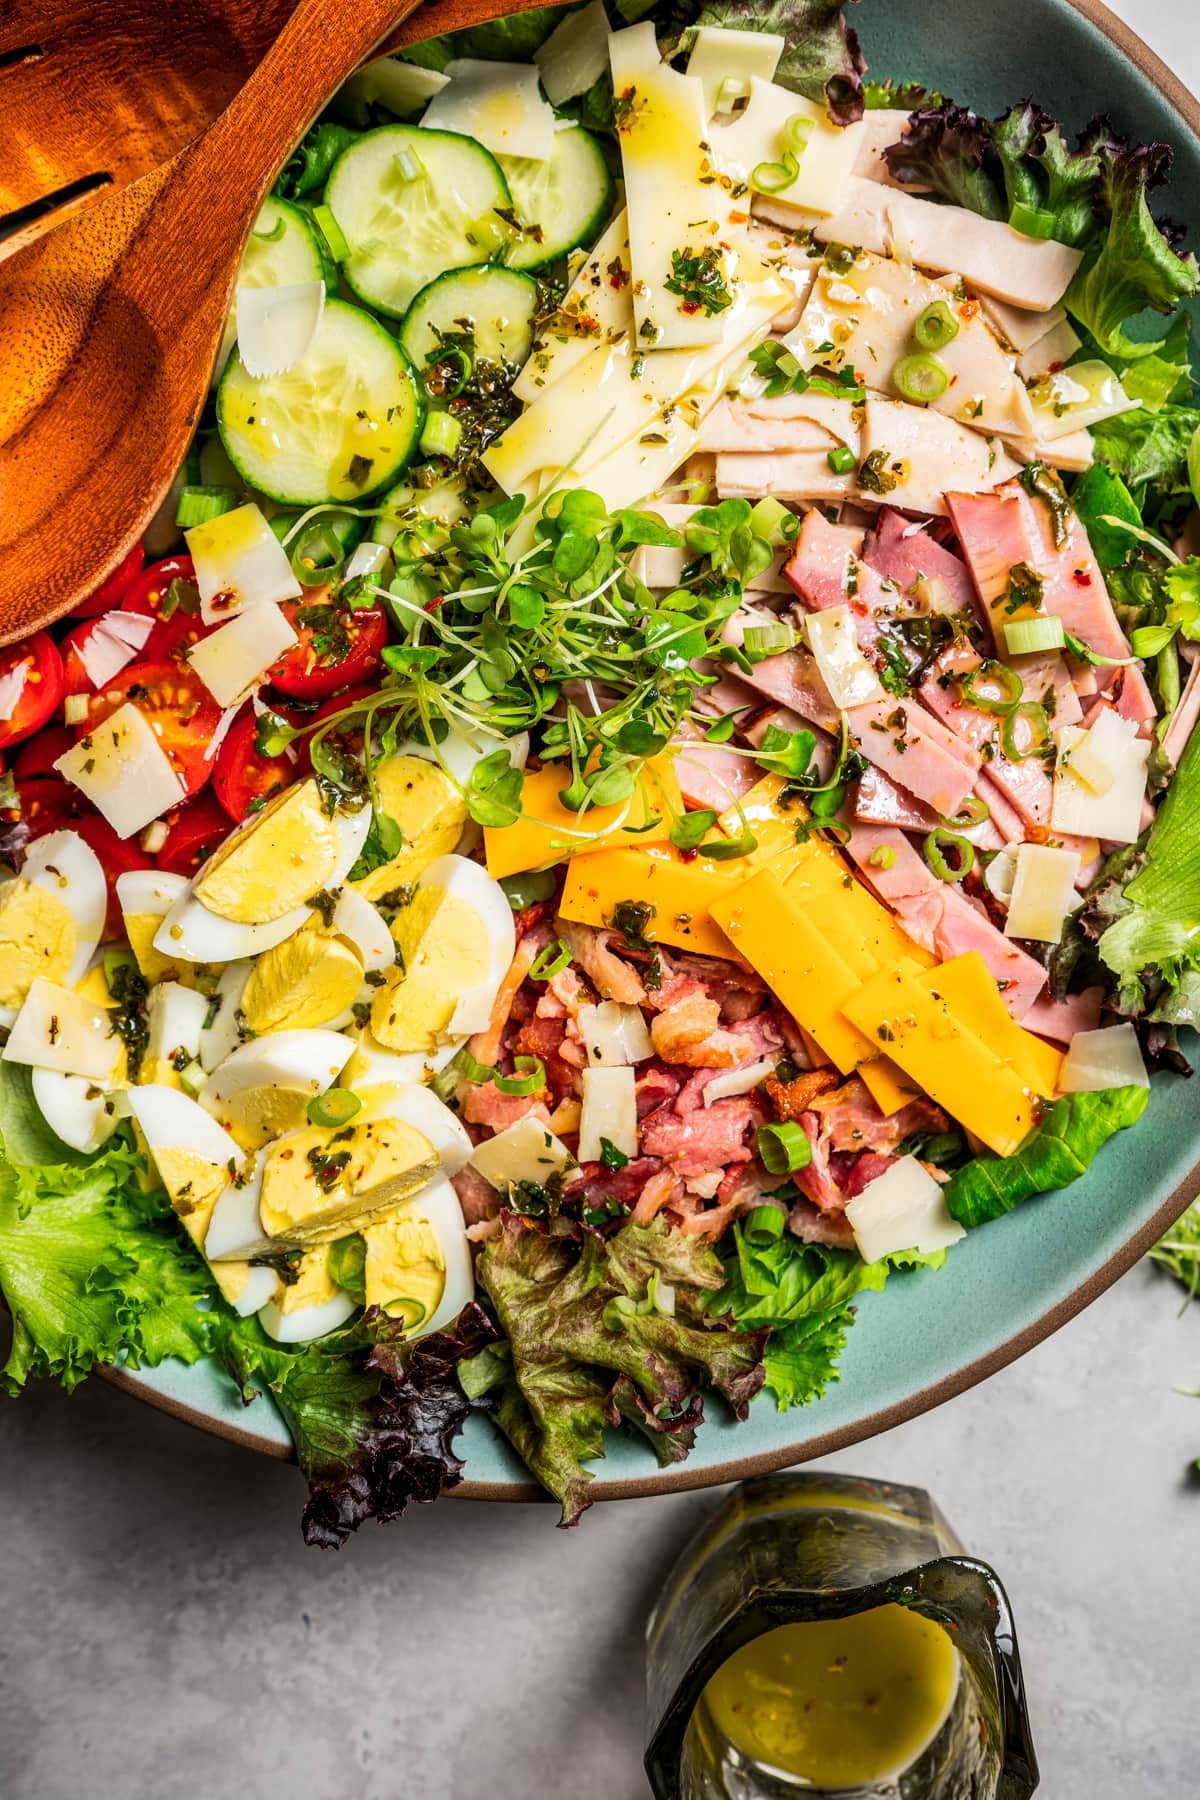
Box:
(645, 1473, 1038, 1799)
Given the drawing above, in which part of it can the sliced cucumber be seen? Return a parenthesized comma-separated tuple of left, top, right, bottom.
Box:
(500, 127, 614, 271)
(326, 124, 513, 318)
(217, 297, 424, 505)
(372, 475, 473, 550)
(212, 196, 333, 388)
(400, 264, 539, 373)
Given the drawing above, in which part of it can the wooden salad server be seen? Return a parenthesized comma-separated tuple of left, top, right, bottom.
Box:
(0, 0, 564, 643)
(0, 0, 559, 260)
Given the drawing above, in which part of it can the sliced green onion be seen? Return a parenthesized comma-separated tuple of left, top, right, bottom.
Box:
(751, 149, 801, 194)
(602, 1294, 649, 1330)
(756, 1121, 813, 1175)
(420, 411, 463, 460)
(913, 301, 960, 351)
(923, 827, 975, 882)
(423, 345, 473, 399)
(175, 484, 239, 529)
(714, 76, 748, 113)
(894, 352, 950, 404)
(647, 1270, 676, 1317)
(529, 939, 572, 981)
(312, 202, 349, 262)
(493, 1056, 546, 1097)
(500, 870, 557, 910)
(1000, 700, 1049, 761)
(961, 659, 1023, 713)
(1009, 201, 1057, 240)
(942, 794, 991, 827)
(743, 620, 796, 660)
(827, 445, 856, 475)
(290, 520, 345, 586)
(750, 495, 792, 545)
(743, 1204, 785, 1247)
(178, 1059, 207, 1098)
(1003, 615, 1065, 655)
(307, 1088, 362, 1128)
(63, 693, 90, 725)
(869, 845, 896, 870)
(382, 1296, 428, 1329)
(785, 114, 813, 153)
(395, 145, 427, 183)
(459, 1050, 499, 1085)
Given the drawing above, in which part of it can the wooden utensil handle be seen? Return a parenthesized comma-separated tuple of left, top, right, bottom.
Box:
(170, 0, 425, 231)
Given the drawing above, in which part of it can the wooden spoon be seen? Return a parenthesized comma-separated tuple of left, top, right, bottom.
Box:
(0, 0, 564, 643)
(1, 0, 558, 259)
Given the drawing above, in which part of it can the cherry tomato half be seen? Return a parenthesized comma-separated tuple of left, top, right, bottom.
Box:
(11, 724, 75, 782)
(212, 708, 303, 824)
(11, 777, 86, 841)
(0, 633, 65, 753)
(117, 553, 214, 666)
(268, 598, 388, 700)
(72, 815, 153, 938)
(156, 790, 232, 877)
(69, 542, 145, 619)
(78, 661, 224, 799)
(288, 685, 377, 777)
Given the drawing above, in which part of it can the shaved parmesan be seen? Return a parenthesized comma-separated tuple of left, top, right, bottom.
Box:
(421, 59, 555, 161)
(3, 979, 123, 1081)
(535, 0, 611, 105)
(844, 1155, 965, 1264)
(1004, 842, 1079, 942)
(513, 211, 631, 405)
(185, 502, 302, 623)
(1028, 358, 1137, 441)
(0, 660, 29, 722)
(703, 1057, 777, 1105)
(236, 281, 325, 379)
(578, 1065, 638, 1163)
(187, 603, 297, 707)
(1052, 711, 1149, 844)
(578, 1001, 654, 1067)
(337, 56, 448, 119)
(344, 540, 392, 582)
(1059, 1023, 1148, 1094)
(76, 610, 156, 689)
(470, 1114, 575, 1191)
(805, 605, 886, 707)
(55, 702, 185, 838)
(686, 26, 784, 117)
(1017, 316, 1082, 381)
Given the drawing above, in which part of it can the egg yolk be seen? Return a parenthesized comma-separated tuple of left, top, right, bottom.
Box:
(0, 879, 78, 1007)
(362, 1210, 445, 1327)
(241, 922, 364, 1035)
(371, 886, 492, 1053)
(123, 911, 197, 987)
(153, 1148, 231, 1236)
(194, 779, 340, 924)
(259, 1117, 437, 1239)
(208, 1083, 321, 1154)
(351, 755, 467, 901)
(271, 1245, 342, 1316)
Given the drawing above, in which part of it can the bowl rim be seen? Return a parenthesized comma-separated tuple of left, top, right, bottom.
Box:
(96, 0, 1200, 1503)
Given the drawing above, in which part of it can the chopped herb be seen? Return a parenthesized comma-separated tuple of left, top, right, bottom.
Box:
(664, 246, 732, 317)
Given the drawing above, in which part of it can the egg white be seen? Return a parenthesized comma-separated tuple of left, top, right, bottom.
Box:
(331, 887, 393, 972)
(31, 1068, 122, 1154)
(115, 868, 189, 923)
(417, 854, 516, 1037)
(200, 1027, 353, 1135)
(257, 1285, 357, 1344)
(22, 830, 107, 987)
(204, 1146, 271, 1261)
(197, 962, 252, 1072)
(357, 1080, 472, 1177)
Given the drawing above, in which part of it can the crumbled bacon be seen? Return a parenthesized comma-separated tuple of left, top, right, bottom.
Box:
(765, 1068, 841, 1121)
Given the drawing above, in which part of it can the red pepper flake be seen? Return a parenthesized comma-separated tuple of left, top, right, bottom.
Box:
(210, 589, 238, 614)
(1072, 566, 1092, 587)
(961, 299, 979, 320)
(679, 846, 699, 863)
(424, 595, 444, 614)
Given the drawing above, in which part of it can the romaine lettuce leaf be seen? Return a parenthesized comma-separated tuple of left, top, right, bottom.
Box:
(0, 1126, 212, 1395)
(214, 1303, 498, 1548)
(943, 1088, 1150, 1229)
(462, 1214, 767, 1525)
(1091, 405, 1200, 491)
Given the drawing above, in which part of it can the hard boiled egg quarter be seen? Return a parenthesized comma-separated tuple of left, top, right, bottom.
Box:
(369, 853, 515, 1053)
(31, 1068, 123, 1154)
(0, 829, 107, 1019)
(199, 1028, 353, 1148)
(257, 1247, 357, 1344)
(361, 1173, 474, 1339)
(126, 1084, 242, 1226)
(353, 1079, 473, 1177)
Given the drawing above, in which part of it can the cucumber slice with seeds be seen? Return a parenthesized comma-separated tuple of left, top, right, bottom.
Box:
(217, 297, 423, 505)
(212, 195, 333, 387)
(500, 126, 614, 270)
(400, 265, 539, 373)
(326, 124, 513, 318)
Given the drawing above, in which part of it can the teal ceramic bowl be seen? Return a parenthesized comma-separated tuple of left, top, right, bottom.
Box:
(104, 0, 1200, 1500)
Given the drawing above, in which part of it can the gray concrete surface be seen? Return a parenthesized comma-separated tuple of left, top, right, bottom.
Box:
(2, 1260, 1198, 1798)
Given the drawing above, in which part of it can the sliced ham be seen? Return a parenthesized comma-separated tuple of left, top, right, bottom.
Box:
(1109, 662, 1159, 736)
(863, 508, 978, 617)
(787, 1196, 856, 1247)
(762, 176, 1083, 311)
(671, 722, 761, 810)
(857, 401, 1021, 518)
(948, 480, 1131, 664)
(918, 646, 1054, 828)
(463, 1087, 550, 1131)
(1022, 986, 1105, 1045)
(854, 765, 1007, 851)
(564, 1155, 664, 1210)
(847, 695, 981, 817)
(793, 1110, 842, 1211)
(928, 885, 1046, 1019)
(784, 508, 864, 609)
(636, 1064, 683, 1118)
(841, 1151, 899, 1198)
(639, 1095, 758, 1178)
(720, 610, 840, 730)
(1163, 653, 1200, 769)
